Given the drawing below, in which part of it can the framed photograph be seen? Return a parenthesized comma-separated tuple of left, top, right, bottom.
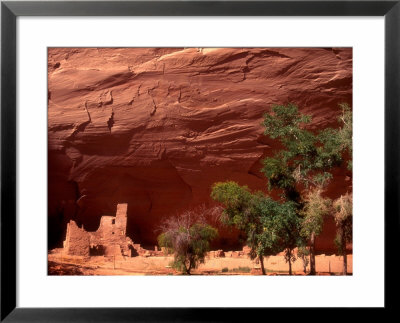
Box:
(1, 0, 398, 321)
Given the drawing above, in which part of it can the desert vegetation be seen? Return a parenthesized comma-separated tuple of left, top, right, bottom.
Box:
(211, 103, 353, 275)
(333, 192, 353, 275)
(47, 48, 353, 276)
(157, 208, 218, 275)
(50, 104, 352, 276)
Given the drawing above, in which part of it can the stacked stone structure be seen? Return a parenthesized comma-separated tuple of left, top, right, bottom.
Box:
(63, 203, 135, 257)
(63, 220, 90, 256)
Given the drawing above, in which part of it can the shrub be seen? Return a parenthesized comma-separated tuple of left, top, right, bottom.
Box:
(232, 266, 251, 273)
(158, 209, 218, 275)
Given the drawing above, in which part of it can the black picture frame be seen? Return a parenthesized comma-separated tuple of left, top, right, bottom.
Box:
(1, 0, 399, 321)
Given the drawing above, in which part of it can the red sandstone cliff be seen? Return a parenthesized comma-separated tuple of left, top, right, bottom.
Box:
(48, 47, 352, 252)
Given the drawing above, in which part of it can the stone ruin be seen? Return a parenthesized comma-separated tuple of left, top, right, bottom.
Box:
(62, 203, 255, 259)
(206, 246, 252, 259)
(63, 203, 136, 258)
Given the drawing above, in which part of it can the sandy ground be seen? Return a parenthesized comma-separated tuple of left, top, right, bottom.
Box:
(48, 251, 352, 276)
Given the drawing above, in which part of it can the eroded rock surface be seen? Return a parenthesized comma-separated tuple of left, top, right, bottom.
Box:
(48, 48, 352, 252)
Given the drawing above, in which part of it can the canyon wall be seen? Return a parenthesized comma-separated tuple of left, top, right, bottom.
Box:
(48, 47, 352, 252)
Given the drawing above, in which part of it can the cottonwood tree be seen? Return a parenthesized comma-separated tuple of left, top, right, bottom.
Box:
(300, 187, 331, 275)
(336, 103, 353, 170)
(297, 246, 310, 274)
(211, 181, 301, 275)
(261, 103, 351, 274)
(261, 103, 346, 197)
(157, 209, 218, 275)
(333, 192, 352, 275)
(211, 103, 352, 275)
(210, 182, 268, 274)
(257, 197, 303, 275)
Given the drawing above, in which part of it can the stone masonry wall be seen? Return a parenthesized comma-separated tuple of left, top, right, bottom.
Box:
(64, 220, 90, 256)
(63, 203, 133, 257)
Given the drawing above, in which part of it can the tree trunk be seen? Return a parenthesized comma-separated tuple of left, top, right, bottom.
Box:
(185, 258, 191, 275)
(288, 249, 292, 275)
(342, 233, 347, 275)
(309, 232, 316, 275)
(259, 255, 266, 275)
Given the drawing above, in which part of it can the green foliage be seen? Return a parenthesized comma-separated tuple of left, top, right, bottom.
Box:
(262, 155, 296, 193)
(262, 104, 318, 192)
(211, 181, 304, 265)
(211, 103, 352, 275)
(232, 266, 251, 273)
(337, 103, 353, 170)
(261, 103, 352, 273)
(210, 181, 255, 232)
(211, 181, 263, 259)
(262, 103, 312, 141)
(262, 103, 351, 192)
(157, 210, 218, 275)
(256, 197, 303, 259)
(315, 128, 343, 170)
(221, 266, 251, 273)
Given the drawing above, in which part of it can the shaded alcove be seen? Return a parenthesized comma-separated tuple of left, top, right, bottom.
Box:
(48, 151, 80, 249)
(70, 158, 194, 248)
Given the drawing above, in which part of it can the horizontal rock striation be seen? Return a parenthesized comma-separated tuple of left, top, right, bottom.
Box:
(48, 47, 352, 252)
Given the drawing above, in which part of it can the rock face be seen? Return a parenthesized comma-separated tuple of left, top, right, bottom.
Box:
(48, 48, 352, 252)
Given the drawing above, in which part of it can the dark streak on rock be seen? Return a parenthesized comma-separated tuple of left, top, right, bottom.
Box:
(107, 110, 115, 133)
(150, 98, 157, 116)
